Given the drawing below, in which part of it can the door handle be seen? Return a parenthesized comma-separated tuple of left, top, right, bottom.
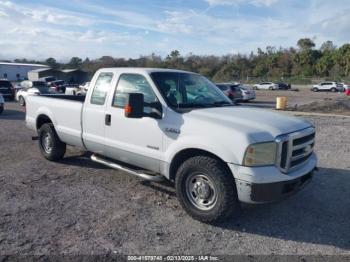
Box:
(105, 114, 111, 126)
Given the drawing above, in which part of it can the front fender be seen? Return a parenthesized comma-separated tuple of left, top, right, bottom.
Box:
(164, 135, 246, 166)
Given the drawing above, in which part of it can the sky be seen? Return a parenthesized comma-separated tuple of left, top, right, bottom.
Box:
(0, 0, 349, 61)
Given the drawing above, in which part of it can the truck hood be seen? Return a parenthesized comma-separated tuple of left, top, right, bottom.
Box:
(183, 106, 312, 142)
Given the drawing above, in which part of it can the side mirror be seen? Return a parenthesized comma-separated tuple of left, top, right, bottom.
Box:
(124, 93, 144, 118)
(145, 102, 163, 119)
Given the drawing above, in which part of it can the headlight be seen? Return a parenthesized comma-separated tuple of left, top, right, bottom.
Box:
(243, 142, 277, 166)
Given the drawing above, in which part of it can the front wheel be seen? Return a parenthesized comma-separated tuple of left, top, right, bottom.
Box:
(175, 155, 240, 223)
(331, 87, 337, 92)
(312, 88, 318, 92)
(38, 123, 66, 161)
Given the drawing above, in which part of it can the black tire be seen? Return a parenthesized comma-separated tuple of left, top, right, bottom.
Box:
(0, 106, 3, 114)
(253, 86, 258, 90)
(19, 96, 25, 106)
(38, 123, 66, 161)
(175, 155, 240, 223)
(269, 86, 273, 90)
(312, 88, 318, 92)
(331, 87, 337, 92)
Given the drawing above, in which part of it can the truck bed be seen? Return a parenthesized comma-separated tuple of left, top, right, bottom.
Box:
(40, 94, 86, 102)
(26, 94, 85, 148)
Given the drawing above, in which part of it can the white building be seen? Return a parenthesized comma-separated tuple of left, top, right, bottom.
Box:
(0, 62, 49, 81)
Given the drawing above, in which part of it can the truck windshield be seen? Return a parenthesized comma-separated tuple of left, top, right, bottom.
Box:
(150, 72, 233, 109)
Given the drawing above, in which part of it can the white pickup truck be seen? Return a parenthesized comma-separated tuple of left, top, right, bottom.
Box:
(26, 68, 317, 222)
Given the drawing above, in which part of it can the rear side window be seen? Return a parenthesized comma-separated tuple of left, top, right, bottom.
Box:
(90, 72, 113, 105)
(112, 74, 157, 108)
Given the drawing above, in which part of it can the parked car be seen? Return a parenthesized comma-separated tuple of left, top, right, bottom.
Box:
(13, 82, 24, 93)
(79, 82, 90, 89)
(0, 79, 15, 100)
(311, 82, 344, 92)
(16, 84, 53, 106)
(65, 86, 80, 95)
(0, 93, 4, 114)
(39, 76, 57, 84)
(77, 82, 90, 95)
(20, 80, 47, 89)
(276, 82, 291, 90)
(49, 80, 66, 93)
(253, 82, 279, 90)
(240, 86, 256, 101)
(339, 82, 349, 91)
(216, 83, 243, 103)
(26, 68, 317, 223)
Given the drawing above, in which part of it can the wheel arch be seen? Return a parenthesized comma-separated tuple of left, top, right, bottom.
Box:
(36, 114, 54, 131)
(168, 148, 232, 181)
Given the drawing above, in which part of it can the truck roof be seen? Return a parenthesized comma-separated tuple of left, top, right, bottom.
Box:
(96, 67, 197, 75)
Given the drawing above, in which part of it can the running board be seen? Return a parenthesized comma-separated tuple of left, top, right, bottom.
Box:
(90, 154, 164, 182)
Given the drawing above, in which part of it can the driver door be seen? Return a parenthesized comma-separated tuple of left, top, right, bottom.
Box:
(104, 73, 164, 173)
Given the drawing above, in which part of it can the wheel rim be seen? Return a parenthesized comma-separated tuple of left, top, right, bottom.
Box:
(185, 173, 217, 210)
(42, 132, 53, 154)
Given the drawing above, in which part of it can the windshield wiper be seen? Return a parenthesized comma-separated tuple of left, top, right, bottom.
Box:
(177, 103, 211, 108)
(177, 101, 234, 109)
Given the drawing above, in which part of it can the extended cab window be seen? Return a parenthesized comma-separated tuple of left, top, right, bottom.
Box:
(90, 72, 113, 105)
(112, 74, 158, 108)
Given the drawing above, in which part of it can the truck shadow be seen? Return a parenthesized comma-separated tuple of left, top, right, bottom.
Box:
(59, 153, 109, 170)
(141, 180, 176, 197)
(217, 167, 350, 250)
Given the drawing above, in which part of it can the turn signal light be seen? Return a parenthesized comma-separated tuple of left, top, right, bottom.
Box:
(124, 105, 132, 114)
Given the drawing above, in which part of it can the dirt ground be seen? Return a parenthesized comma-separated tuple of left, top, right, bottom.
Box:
(241, 85, 348, 111)
(0, 102, 349, 256)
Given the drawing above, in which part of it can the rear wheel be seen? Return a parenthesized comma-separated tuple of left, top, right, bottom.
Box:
(331, 87, 337, 92)
(38, 123, 66, 161)
(175, 155, 240, 223)
(19, 96, 25, 106)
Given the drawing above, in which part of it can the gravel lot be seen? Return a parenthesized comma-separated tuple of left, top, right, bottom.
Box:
(0, 102, 349, 256)
(241, 86, 347, 109)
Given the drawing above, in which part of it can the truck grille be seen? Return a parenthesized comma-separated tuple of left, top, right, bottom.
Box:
(276, 127, 315, 173)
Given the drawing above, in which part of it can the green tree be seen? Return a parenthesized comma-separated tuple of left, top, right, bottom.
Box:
(45, 57, 59, 69)
(316, 52, 334, 76)
(320, 41, 336, 52)
(334, 44, 350, 76)
(68, 57, 83, 68)
(297, 38, 315, 51)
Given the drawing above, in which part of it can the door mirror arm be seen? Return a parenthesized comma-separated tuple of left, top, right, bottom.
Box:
(125, 94, 163, 119)
(144, 102, 163, 119)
